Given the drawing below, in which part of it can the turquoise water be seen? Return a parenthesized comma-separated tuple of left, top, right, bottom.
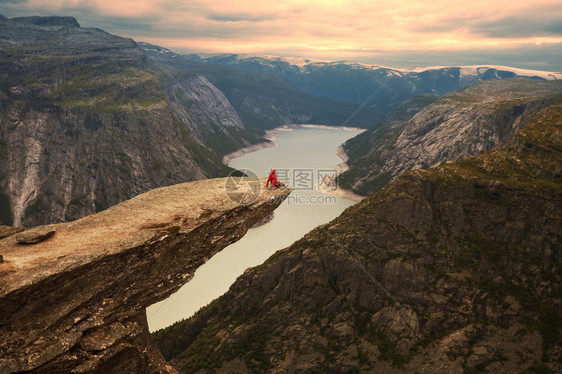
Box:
(147, 126, 363, 331)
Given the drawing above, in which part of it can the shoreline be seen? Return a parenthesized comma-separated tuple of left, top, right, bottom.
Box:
(223, 123, 366, 166)
(295, 123, 367, 132)
(222, 140, 276, 165)
(224, 123, 366, 202)
(335, 145, 350, 173)
(319, 145, 366, 202)
(222, 127, 279, 165)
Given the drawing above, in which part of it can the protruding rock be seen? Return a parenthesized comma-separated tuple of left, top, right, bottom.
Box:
(0, 178, 291, 373)
(0, 226, 25, 240)
(152, 105, 562, 373)
(14, 225, 56, 244)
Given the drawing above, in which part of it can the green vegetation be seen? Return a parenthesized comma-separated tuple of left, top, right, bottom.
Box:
(50, 68, 167, 111)
(176, 329, 222, 372)
(174, 118, 233, 177)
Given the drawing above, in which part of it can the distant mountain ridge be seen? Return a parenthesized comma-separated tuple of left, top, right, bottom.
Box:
(6, 15, 80, 27)
(190, 53, 561, 119)
(139, 43, 383, 130)
(199, 53, 562, 79)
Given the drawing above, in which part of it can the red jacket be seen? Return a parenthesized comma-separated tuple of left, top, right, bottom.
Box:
(266, 169, 278, 187)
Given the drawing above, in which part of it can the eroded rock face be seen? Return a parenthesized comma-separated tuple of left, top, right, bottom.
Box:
(152, 105, 562, 373)
(340, 79, 562, 196)
(0, 16, 247, 227)
(0, 178, 291, 373)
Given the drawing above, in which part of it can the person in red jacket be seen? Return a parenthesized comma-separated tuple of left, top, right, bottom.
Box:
(265, 169, 286, 189)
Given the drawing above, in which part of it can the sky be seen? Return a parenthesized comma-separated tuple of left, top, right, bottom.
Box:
(1, 0, 561, 71)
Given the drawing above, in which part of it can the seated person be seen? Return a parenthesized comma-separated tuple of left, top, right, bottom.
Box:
(265, 169, 286, 189)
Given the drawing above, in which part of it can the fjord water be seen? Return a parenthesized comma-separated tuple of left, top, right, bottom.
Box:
(147, 126, 363, 331)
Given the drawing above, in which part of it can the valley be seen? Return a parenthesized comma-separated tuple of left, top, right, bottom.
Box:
(153, 99, 562, 374)
(147, 126, 363, 331)
(0, 13, 561, 374)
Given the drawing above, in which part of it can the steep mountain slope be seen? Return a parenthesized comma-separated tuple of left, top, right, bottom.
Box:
(140, 44, 382, 131)
(153, 104, 562, 373)
(339, 79, 562, 196)
(196, 54, 560, 118)
(0, 16, 244, 226)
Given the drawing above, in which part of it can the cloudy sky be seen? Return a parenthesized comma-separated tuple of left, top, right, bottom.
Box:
(1, 0, 561, 71)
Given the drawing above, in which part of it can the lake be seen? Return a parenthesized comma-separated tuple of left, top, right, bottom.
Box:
(146, 125, 363, 331)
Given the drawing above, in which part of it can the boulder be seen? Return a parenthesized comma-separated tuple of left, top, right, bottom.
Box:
(0, 226, 26, 240)
(14, 225, 56, 244)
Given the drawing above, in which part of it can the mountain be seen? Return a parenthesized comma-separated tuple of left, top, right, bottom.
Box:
(192, 54, 561, 118)
(0, 16, 248, 227)
(339, 79, 562, 196)
(152, 102, 562, 373)
(140, 43, 383, 131)
(0, 178, 291, 373)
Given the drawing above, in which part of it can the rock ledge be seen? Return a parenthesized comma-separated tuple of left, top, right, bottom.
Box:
(0, 178, 290, 373)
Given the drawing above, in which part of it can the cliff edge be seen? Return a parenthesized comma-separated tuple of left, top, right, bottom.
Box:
(0, 16, 246, 227)
(340, 79, 562, 196)
(153, 105, 561, 373)
(0, 178, 291, 373)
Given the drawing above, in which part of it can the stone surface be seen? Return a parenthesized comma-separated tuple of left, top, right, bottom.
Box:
(153, 105, 562, 373)
(340, 79, 562, 196)
(0, 226, 25, 240)
(0, 16, 250, 227)
(0, 178, 291, 373)
(14, 225, 55, 244)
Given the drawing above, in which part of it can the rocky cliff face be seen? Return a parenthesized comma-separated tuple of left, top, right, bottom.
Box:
(0, 17, 247, 227)
(140, 43, 381, 131)
(152, 104, 561, 373)
(144, 48, 260, 155)
(339, 79, 562, 196)
(193, 54, 560, 117)
(0, 178, 291, 373)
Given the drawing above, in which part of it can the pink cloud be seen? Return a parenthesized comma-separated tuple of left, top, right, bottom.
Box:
(2, 0, 561, 60)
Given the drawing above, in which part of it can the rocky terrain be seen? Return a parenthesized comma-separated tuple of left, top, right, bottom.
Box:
(190, 54, 561, 117)
(0, 177, 291, 373)
(140, 43, 381, 130)
(339, 79, 562, 196)
(0, 16, 250, 227)
(152, 103, 561, 372)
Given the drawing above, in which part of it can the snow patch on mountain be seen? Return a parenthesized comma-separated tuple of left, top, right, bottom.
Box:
(410, 65, 561, 80)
